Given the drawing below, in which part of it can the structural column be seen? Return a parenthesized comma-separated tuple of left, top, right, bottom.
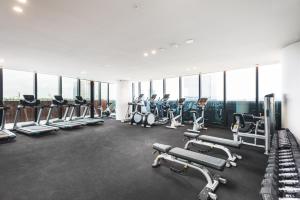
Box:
(115, 80, 131, 121)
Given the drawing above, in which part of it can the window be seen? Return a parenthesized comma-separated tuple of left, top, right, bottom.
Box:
(201, 72, 224, 125)
(80, 80, 91, 100)
(152, 79, 163, 99)
(226, 68, 256, 126)
(259, 64, 282, 101)
(132, 81, 139, 100)
(3, 69, 34, 100)
(109, 83, 116, 113)
(201, 72, 224, 100)
(101, 82, 108, 109)
(182, 75, 199, 100)
(140, 81, 150, 99)
(165, 77, 179, 100)
(94, 82, 100, 116)
(94, 82, 100, 101)
(38, 74, 58, 100)
(258, 64, 282, 129)
(62, 77, 77, 100)
(226, 68, 256, 101)
(3, 69, 34, 123)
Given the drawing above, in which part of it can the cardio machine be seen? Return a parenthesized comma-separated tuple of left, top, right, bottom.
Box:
(45, 95, 85, 129)
(0, 102, 16, 141)
(166, 98, 185, 129)
(155, 94, 170, 125)
(13, 95, 59, 135)
(68, 96, 104, 125)
(141, 94, 157, 128)
(187, 98, 208, 133)
(131, 94, 146, 125)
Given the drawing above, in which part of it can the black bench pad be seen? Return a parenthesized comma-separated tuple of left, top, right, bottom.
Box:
(184, 132, 199, 139)
(153, 143, 172, 153)
(198, 135, 241, 148)
(169, 147, 226, 170)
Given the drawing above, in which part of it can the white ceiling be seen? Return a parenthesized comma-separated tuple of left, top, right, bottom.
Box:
(0, 0, 300, 82)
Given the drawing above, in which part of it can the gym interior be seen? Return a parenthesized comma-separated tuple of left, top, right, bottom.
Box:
(0, 1, 300, 200)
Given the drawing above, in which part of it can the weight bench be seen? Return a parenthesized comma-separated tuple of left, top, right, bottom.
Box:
(184, 132, 242, 167)
(152, 143, 227, 200)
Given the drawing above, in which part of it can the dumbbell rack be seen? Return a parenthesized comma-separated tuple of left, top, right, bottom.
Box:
(260, 129, 300, 200)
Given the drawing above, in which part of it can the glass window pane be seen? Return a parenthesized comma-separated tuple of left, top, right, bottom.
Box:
(226, 68, 256, 127)
(152, 79, 163, 99)
(94, 82, 99, 101)
(201, 72, 224, 100)
(62, 77, 77, 100)
(201, 72, 224, 126)
(94, 82, 100, 116)
(101, 82, 108, 110)
(109, 83, 116, 113)
(182, 75, 199, 100)
(259, 64, 282, 101)
(3, 69, 34, 100)
(38, 74, 58, 100)
(140, 81, 150, 99)
(258, 64, 282, 129)
(226, 68, 256, 101)
(80, 80, 90, 100)
(165, 77, 179, 100)
(3, 69, 34, 123)
(132, 81, 139, 100)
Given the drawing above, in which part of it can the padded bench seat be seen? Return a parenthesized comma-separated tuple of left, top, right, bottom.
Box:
(184, 132, 199, 139)
(153, 143, 172, 153)
(169, 147, 226, 170)
(199, 135, 241, 148)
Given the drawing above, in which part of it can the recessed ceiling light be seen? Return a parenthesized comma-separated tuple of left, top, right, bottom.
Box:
(185, 39, 195, 44)
(151, 50, 157, 55)
(13, 6, 23, 13)
(17, 0, 27, 4)
(143, 52, 149, 57)
(192, 66, 197, 70)
(0, 58, 5, 63)
(186, 68, 191, 71)
(171, 43, 179, 48)
(80, 71, 87, 75)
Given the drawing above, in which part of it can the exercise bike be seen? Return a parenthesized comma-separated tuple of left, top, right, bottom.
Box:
(166, 98, 185, 129)
(187, 98, 208, 133)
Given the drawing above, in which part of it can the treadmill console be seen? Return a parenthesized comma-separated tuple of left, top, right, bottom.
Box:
(75, 96, 87, 105)
(53, 95, 68, 106)
(20, 95, 40, 106)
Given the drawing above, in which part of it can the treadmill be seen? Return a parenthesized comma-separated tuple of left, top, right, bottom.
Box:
(13, 95, 59, 135)
(0, 102, 16, 140)
(68, 96, 104, 125)
(45, 95, 85, 129)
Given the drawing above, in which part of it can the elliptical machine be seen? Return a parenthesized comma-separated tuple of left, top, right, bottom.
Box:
(142, 94, 157, 128)
(131, 94, 145, 125)
(187, 98, 208, 133)
(155, 94, 170, 125)
(166, 98, 185, 129)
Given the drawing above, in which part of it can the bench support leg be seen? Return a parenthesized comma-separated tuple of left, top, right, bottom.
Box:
(152, 153, 226, 200)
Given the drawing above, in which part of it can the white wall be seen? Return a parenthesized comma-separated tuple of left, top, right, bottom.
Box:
(281, 41, 300, 139)
(115, 80, 131, 121)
